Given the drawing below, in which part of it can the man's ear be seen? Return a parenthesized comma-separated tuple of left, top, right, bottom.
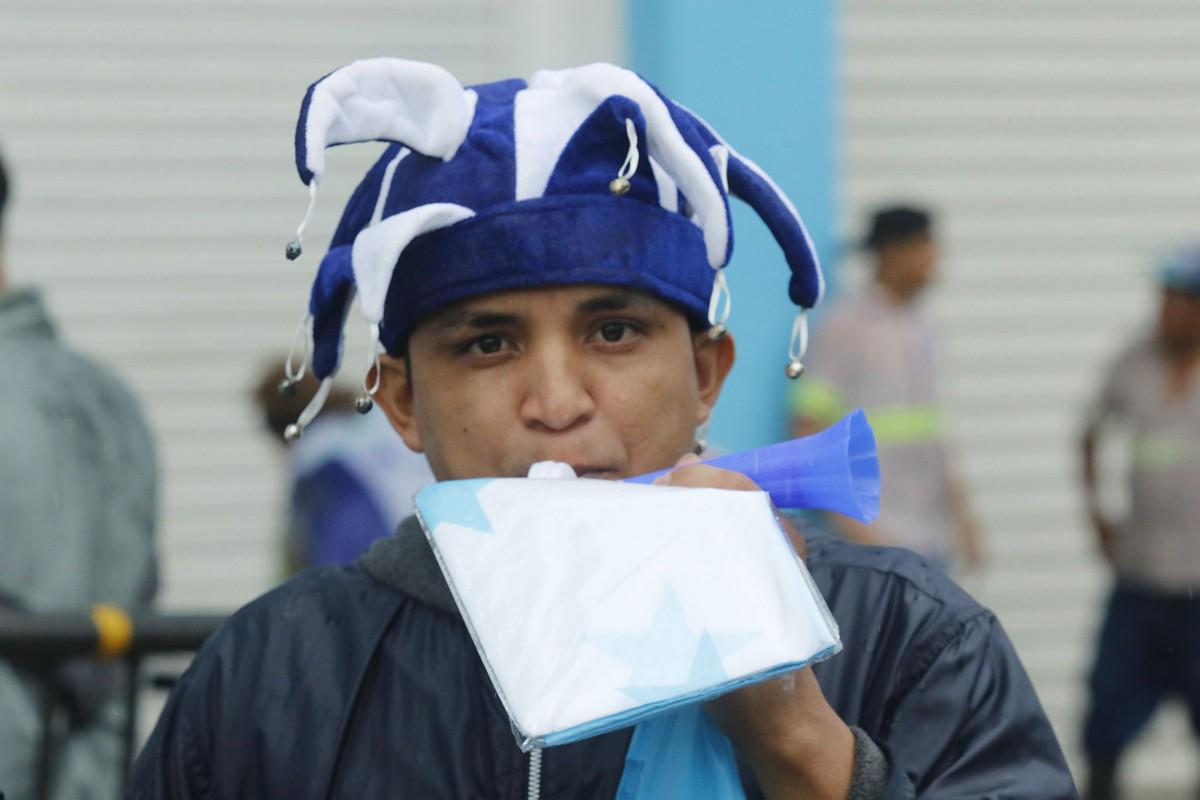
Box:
(373, 354, 424, 453)
(692, 330, 736, 427)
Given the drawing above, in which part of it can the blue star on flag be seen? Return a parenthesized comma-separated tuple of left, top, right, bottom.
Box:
(591, 588, 757, 704)
(417, 478, 496, 534)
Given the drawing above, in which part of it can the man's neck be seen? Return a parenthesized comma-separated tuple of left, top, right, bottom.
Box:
(1165, 341, 1200, 398)
(873, 278, 915, 307)
(1169, 342, 1200, 368)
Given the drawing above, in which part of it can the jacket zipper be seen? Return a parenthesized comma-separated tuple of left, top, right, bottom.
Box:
(527, 747, 543, 800)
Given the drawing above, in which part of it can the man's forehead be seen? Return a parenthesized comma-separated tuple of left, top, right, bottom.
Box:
(422, 285, 674, 330)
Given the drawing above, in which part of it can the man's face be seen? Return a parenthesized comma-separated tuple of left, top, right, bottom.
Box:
(877, 232, 938, 298)
(1157, 287, 1200, 356)
(375, 285, 734, 481)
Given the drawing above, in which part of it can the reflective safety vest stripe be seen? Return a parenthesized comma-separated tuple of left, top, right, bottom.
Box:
(865, 406, 942, 446)
(1132, 432, 1195, 469)
(790, 378, 846, 424)
(792, 380, 941, 446)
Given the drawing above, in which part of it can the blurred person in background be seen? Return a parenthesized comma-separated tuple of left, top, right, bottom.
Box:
(0, 147, 158, 798)
(1079, 245, 1200, 800)
(790, 205, 984, 571)
(252, 360, 433, 573)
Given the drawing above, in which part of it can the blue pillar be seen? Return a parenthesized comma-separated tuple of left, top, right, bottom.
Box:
(628, 0, 838, 452)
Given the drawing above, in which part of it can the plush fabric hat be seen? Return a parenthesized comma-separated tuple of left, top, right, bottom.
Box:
(1159, 243, 1200, 296)
(277, 58, 823, 439)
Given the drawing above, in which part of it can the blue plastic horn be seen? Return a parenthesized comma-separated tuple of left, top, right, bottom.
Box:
(626, 410, 880, 522)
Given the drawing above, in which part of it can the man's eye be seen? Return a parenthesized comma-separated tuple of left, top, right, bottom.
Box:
(471, 335, 505, 355)
(598, 322, 631, 343)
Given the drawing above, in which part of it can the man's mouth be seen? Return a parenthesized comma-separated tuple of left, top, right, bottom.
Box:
(571, 466, 620, 480)
(515, 459, 621, 480)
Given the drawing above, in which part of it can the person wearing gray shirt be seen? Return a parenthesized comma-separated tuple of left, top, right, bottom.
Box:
(0, 148, 158, 799)
(791, 206, 984, 571)
(1080, 244, 1200, 800)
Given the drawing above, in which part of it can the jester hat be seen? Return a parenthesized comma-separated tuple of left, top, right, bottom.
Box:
(279, 58, 823, 438)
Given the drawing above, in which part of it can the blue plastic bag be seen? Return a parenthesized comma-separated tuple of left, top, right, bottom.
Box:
(616, 704, 747, 800)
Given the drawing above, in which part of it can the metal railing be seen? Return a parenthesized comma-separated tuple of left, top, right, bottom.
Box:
(0, 607, 226, 800)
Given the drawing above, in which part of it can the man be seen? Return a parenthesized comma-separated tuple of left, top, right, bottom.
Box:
(132, 59, 1073, 797)
(0, 147, 158, 798)
(790, 206, 983, 570)
(1080, 245, 1200, 800)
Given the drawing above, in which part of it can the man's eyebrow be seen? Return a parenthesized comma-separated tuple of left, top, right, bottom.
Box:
(430, 309, 523, 331)
(575, 291, 657, 314)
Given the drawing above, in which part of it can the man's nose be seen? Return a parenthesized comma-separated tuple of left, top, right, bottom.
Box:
(518, 342, 596, 433)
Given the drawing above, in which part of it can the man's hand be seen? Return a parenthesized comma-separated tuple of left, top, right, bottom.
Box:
(1081, 422, 1119, 567)
(957, 514, 986, 573)
(1089, 509, 1120, 566)
(832, 514, 891, 549)
(943, 448, 986, 573)
(655, 455, 855, 800)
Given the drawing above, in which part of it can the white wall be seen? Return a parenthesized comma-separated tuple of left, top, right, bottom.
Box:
(840, 1, 1200, 792)
(0, 0, 623, 612)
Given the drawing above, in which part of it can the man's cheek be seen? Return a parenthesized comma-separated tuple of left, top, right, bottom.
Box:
(617, 384, 692, 465)
(611, 360, 676, 403)
(608, 383, 666, 439)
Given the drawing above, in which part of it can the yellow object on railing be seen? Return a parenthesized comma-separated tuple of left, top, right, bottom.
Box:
(90, 603, 134, 659)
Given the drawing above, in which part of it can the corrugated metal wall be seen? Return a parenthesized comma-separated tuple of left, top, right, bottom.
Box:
(840, 1, 1200, 791)
(0, 0, 622, 611)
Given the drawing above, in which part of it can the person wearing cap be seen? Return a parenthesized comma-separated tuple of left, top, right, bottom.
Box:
(0, 148, 158, 798)
(1079, 245, 1200, 800)
(130, 60, 1072, 798)
(789, 206, 984, 571)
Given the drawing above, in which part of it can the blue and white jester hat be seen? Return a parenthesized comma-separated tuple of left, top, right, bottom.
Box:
(278, 58, 824, 439)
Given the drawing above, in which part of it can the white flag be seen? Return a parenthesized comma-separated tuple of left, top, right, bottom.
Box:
(415, 467, 841, 751)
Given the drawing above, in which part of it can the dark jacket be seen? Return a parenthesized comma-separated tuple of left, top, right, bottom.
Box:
(131, 521, 1076, 798)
